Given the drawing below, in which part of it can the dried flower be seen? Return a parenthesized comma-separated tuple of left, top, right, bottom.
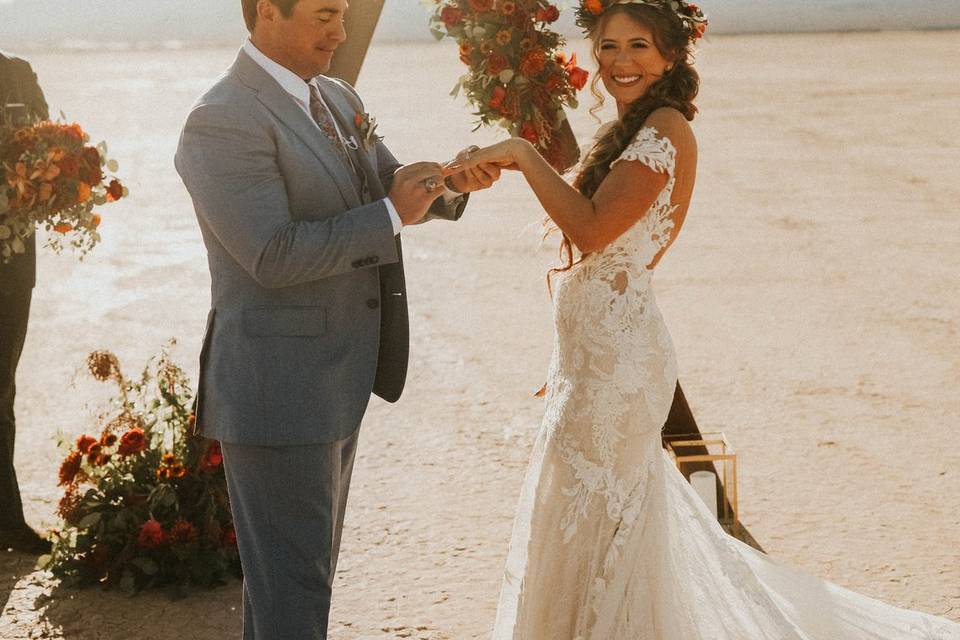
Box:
(87, 350, 120, 381)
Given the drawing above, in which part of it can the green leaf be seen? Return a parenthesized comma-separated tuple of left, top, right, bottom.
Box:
(78, 512, 102, 529)
(131, 557, 159, 575)
(36, 554, 53, 569)
(430, 27, 446, 41)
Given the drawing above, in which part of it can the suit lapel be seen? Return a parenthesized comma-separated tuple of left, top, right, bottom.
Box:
(232, 51, 361, 210)
(318, 78, 385, 202)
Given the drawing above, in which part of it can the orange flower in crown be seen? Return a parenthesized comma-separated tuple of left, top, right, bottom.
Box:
(576, 0, 708, 42)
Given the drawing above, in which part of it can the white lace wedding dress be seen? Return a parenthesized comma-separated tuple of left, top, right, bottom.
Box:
(491, 126, 960, 639)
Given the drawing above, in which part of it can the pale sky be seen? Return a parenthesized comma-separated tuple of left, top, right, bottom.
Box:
(0, 0, 957, 48)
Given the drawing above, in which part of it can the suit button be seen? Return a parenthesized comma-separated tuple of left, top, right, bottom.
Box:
(367, 298, 379, 309)
(370, 256, 380, 265)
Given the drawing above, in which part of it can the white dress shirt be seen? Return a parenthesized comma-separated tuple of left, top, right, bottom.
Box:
(242, 39, 405, 234)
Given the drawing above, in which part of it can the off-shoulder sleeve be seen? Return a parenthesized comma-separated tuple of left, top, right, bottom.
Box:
(609, 126, 676, 177)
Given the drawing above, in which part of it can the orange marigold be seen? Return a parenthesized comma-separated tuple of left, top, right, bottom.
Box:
(170, 518, 198, 545)
(585, 0, 603, 14)
(58, 451, 82, 486)
(76, 435, 98, 454)
(520, 49, 547, 77)
(495, 29, 512, 46)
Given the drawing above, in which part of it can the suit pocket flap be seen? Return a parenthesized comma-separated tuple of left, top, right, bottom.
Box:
(243, 307, 326, 337)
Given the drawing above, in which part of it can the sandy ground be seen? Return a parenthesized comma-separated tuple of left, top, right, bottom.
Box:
(1, 29, 959, 639)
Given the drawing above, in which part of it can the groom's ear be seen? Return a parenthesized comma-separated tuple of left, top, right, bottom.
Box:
(242, 0, 300, 32)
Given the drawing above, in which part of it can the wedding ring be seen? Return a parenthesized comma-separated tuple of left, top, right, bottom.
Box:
(424, 177, 440, 192)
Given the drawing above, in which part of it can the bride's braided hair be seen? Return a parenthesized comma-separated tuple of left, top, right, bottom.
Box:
(549, 3, 699, 283)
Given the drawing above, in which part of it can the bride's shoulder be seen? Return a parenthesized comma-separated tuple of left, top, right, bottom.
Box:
(641, 107, 696, 151)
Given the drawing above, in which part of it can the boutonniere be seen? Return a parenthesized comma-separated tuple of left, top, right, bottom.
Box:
(353, 111, 383, 150)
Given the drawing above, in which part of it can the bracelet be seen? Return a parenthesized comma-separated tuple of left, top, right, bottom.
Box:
(444, 175, 465, 194)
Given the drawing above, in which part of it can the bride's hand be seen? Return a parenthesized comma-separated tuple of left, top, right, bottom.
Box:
(447, 138, 532, 174)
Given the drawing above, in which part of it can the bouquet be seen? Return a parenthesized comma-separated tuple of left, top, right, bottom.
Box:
(428, 0, 589, 170)
(41, 343, 241, 595)
(0, 111, 127, 263)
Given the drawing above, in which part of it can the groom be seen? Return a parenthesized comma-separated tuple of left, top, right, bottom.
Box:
(174, 0, 498, 637)
(0, 51, 51, 555)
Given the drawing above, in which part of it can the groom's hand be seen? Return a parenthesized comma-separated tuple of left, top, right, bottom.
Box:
(389, 162, 447, 226)
(445, 146, 501, 193)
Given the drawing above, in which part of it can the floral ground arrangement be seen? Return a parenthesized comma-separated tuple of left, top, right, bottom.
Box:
(40, 344, 240, 594)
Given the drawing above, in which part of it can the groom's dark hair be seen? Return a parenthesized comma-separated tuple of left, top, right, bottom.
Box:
(242, 0, 301, 31)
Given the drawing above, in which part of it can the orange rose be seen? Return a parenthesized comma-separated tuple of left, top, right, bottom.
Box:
(566, 54, 590, 91)
(440, 5, 463, 27)
(488, 85, 507, 109)
(536, 4, 560, 22)
(500, 0, 515, 15)
(585, 0, 603, 14)
(54, 222, 73, 234)
(117, 427, 146, 456)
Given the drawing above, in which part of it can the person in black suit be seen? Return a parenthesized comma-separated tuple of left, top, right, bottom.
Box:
(0, 50, 50, 554)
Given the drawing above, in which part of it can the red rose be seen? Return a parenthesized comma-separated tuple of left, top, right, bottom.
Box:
(440, 5, 462, 27)
(117, 427, 147, 456)
(536, 4, 560, 22)
(58, 451, 82, 486)
(200, 440, 223, 472)
(520, 49, 547, 77)
(520, 121, 539, 144)
(221, 526, 237, 548)
(137, 518, 166, 549)
(76, 435, 98, 454)
(106, 179, 123, 202)
(488, 85, 507, 109)
(487, 53, 510, 75)
(100, 433, 117, 447)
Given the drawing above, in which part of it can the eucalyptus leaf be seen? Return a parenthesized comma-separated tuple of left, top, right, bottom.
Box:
(78, 512, 102, 529)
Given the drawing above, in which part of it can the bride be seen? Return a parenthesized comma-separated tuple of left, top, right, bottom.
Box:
(454, 1, 960, 638)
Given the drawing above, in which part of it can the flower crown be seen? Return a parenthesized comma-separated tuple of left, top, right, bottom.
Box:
(576, 0, 708, 43)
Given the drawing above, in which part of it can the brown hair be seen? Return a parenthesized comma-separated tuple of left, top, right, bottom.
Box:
(549, 2, 700, 286)
(241, 0, 301, 32)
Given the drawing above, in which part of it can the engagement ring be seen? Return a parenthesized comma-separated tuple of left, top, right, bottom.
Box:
(424, 177, 440, 192)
